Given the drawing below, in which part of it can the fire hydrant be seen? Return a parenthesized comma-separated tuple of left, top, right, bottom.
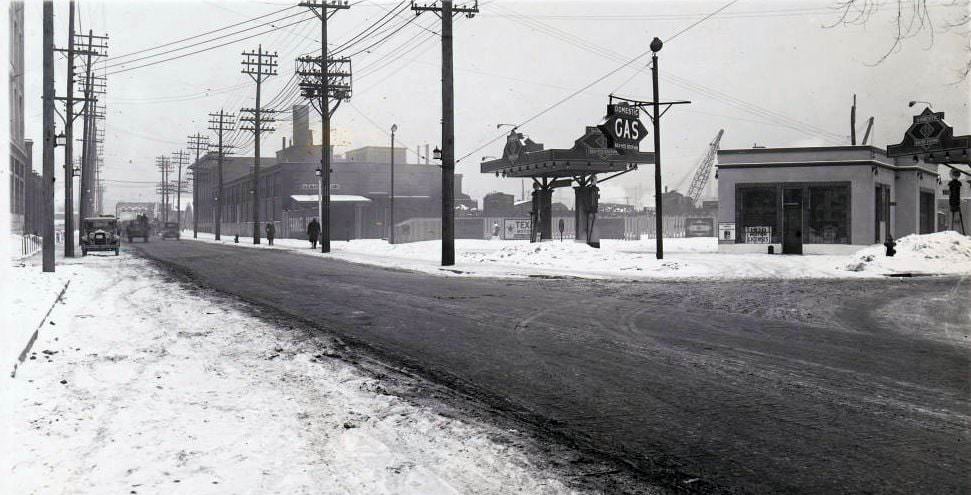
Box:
(884, 236, 896, 257)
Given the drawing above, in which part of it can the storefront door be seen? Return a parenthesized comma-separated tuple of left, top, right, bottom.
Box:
(783, 187, 803, 255)
(875, 185, 891, 242)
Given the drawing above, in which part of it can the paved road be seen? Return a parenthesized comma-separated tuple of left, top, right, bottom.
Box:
(133, 240, 971, 494)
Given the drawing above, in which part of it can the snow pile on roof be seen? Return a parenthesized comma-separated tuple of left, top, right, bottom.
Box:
(843, 231, 971, 275)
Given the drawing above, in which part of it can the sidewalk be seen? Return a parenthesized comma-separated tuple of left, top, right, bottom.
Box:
(2, 252, 590, 494)
(187, 231, 971, 280)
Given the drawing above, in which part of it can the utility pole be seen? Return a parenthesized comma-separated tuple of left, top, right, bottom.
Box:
(208, 110, 235, 241)
(156, 156, 172, 223)
(62, 1, 76, 256)
(298, 0, 352, 253)
(187, 133, 209, 239)
(850, 94, 857, 145)
(412, 0, 478, 266)
(240, 45, 278, 244)
(42, 0, 55, 272)
(390, 123, 397, 244)
(76, 29, 107, 235)
(172, 150, 190, 231)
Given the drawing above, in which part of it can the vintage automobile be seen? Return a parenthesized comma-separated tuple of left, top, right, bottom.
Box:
(81, 216, 120, 256)
(160, 222, 180, 240)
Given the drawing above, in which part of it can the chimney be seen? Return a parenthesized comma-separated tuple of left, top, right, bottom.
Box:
(293, 104, 311, 147)
(282, 136, 287, 150)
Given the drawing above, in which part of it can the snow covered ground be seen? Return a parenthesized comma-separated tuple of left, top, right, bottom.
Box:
(3, 253, 594, 494)
(189, 231, 971, 279)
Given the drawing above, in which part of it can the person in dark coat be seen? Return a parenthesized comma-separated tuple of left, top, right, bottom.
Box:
(265, 222, 276, 245)
(307, 218, 321, 249)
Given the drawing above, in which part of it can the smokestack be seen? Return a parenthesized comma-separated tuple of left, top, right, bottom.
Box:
(282, 136, 287, 150)
(293, 105, 311, 147)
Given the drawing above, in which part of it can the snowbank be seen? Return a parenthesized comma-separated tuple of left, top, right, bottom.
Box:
(188, 231, 971, 279)
(3, 253, 589, 494)
(843, 231, 971, 275)
(2, 258, 81, 374)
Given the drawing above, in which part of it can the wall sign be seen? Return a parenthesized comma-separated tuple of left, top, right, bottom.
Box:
(718, 222, 735, 242)
(685, 217, 715, 238)
(503, 218, 532, 240)
(745, 226, 772, 244)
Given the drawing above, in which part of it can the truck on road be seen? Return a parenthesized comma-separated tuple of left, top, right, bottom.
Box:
(125, 215, 151, 243)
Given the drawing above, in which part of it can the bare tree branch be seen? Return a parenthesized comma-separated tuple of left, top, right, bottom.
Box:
(830, 0, 970, 79)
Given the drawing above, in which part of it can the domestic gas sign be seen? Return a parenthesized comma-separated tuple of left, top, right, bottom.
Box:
(600, 102, 646, 153)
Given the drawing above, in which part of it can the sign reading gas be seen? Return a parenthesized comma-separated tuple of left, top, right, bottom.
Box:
(600, 102, 646, 153)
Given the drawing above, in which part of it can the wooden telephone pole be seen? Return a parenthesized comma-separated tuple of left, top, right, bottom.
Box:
(208, 110, 235, 241)
(240, 45, 277, 244)
(42, 0, 55, 272)
(298, 1, 352, 253)
(171, 150, 190, 231)
(187, 133, 209, 238)
(412, 0, 478, 266)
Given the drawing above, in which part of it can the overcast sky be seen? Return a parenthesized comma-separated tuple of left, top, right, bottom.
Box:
(18, 0, 971, 210)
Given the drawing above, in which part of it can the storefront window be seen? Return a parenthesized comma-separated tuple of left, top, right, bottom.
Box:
(738, 186, 778, 243)
(806, 185, 849, 244)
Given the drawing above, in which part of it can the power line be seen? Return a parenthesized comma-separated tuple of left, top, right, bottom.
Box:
(457, 0, 740, 163)
(104, 15, 316, 76)
(106, 4, 299, 62)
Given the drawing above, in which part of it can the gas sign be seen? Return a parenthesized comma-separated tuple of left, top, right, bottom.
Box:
(600, 102, 646, 153)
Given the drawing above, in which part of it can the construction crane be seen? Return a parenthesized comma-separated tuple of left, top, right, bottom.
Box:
(685, 129, 724, 206)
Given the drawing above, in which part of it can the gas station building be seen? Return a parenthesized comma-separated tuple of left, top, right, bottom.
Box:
(717, 108, 970, 254)
(716, 146, 940, 254)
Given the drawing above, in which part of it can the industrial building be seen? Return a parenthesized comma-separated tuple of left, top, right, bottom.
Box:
(191, 105, 474, 240)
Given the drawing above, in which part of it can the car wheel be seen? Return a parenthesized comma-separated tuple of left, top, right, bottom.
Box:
(82, 249, 87, 256)
(115, 248, 120, 256)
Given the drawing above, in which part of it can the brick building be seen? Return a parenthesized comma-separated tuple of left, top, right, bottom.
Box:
(191, 105, 475, 240)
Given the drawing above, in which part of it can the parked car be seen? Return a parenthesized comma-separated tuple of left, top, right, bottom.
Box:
(81, 216, 120, 256)
(160, 222, 180, 240)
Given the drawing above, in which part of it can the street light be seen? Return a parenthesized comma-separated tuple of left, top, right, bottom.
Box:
(908, 100, 933, 108)
(389, 123, 397, 244)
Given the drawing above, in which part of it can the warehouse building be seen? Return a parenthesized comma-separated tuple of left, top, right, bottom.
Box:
(191, 105, 474, 240)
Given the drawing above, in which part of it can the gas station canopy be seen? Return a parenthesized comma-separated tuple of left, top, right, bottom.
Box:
(480, 126, 655, 179)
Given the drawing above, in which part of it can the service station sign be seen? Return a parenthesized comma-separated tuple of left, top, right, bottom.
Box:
(600, 102, 646, 153)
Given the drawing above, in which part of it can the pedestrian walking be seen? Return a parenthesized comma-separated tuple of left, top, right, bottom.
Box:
(948, 169, 967, 234)
(492, 221, 500, 240)
(265, 222, 276, 246)
(307, 218, 321, 249)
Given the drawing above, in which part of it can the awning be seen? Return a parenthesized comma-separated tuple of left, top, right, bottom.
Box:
(290, 194, 372, 203)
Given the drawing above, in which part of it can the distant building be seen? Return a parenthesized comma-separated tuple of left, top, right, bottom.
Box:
(717, 146, 940, 252)
(191, 105, 473, 239)
(115, 202, 157, 221)
(9, 1, 28, 234)
(482, 192, 515, 217)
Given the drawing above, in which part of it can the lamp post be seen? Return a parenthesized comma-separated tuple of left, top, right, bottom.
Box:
(908, 100, 933, 109)
(650, 36, 665, 260)
(389, 123, 397, 244)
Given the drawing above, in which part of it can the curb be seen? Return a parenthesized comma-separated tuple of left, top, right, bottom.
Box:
(10, 280, 71, 378)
